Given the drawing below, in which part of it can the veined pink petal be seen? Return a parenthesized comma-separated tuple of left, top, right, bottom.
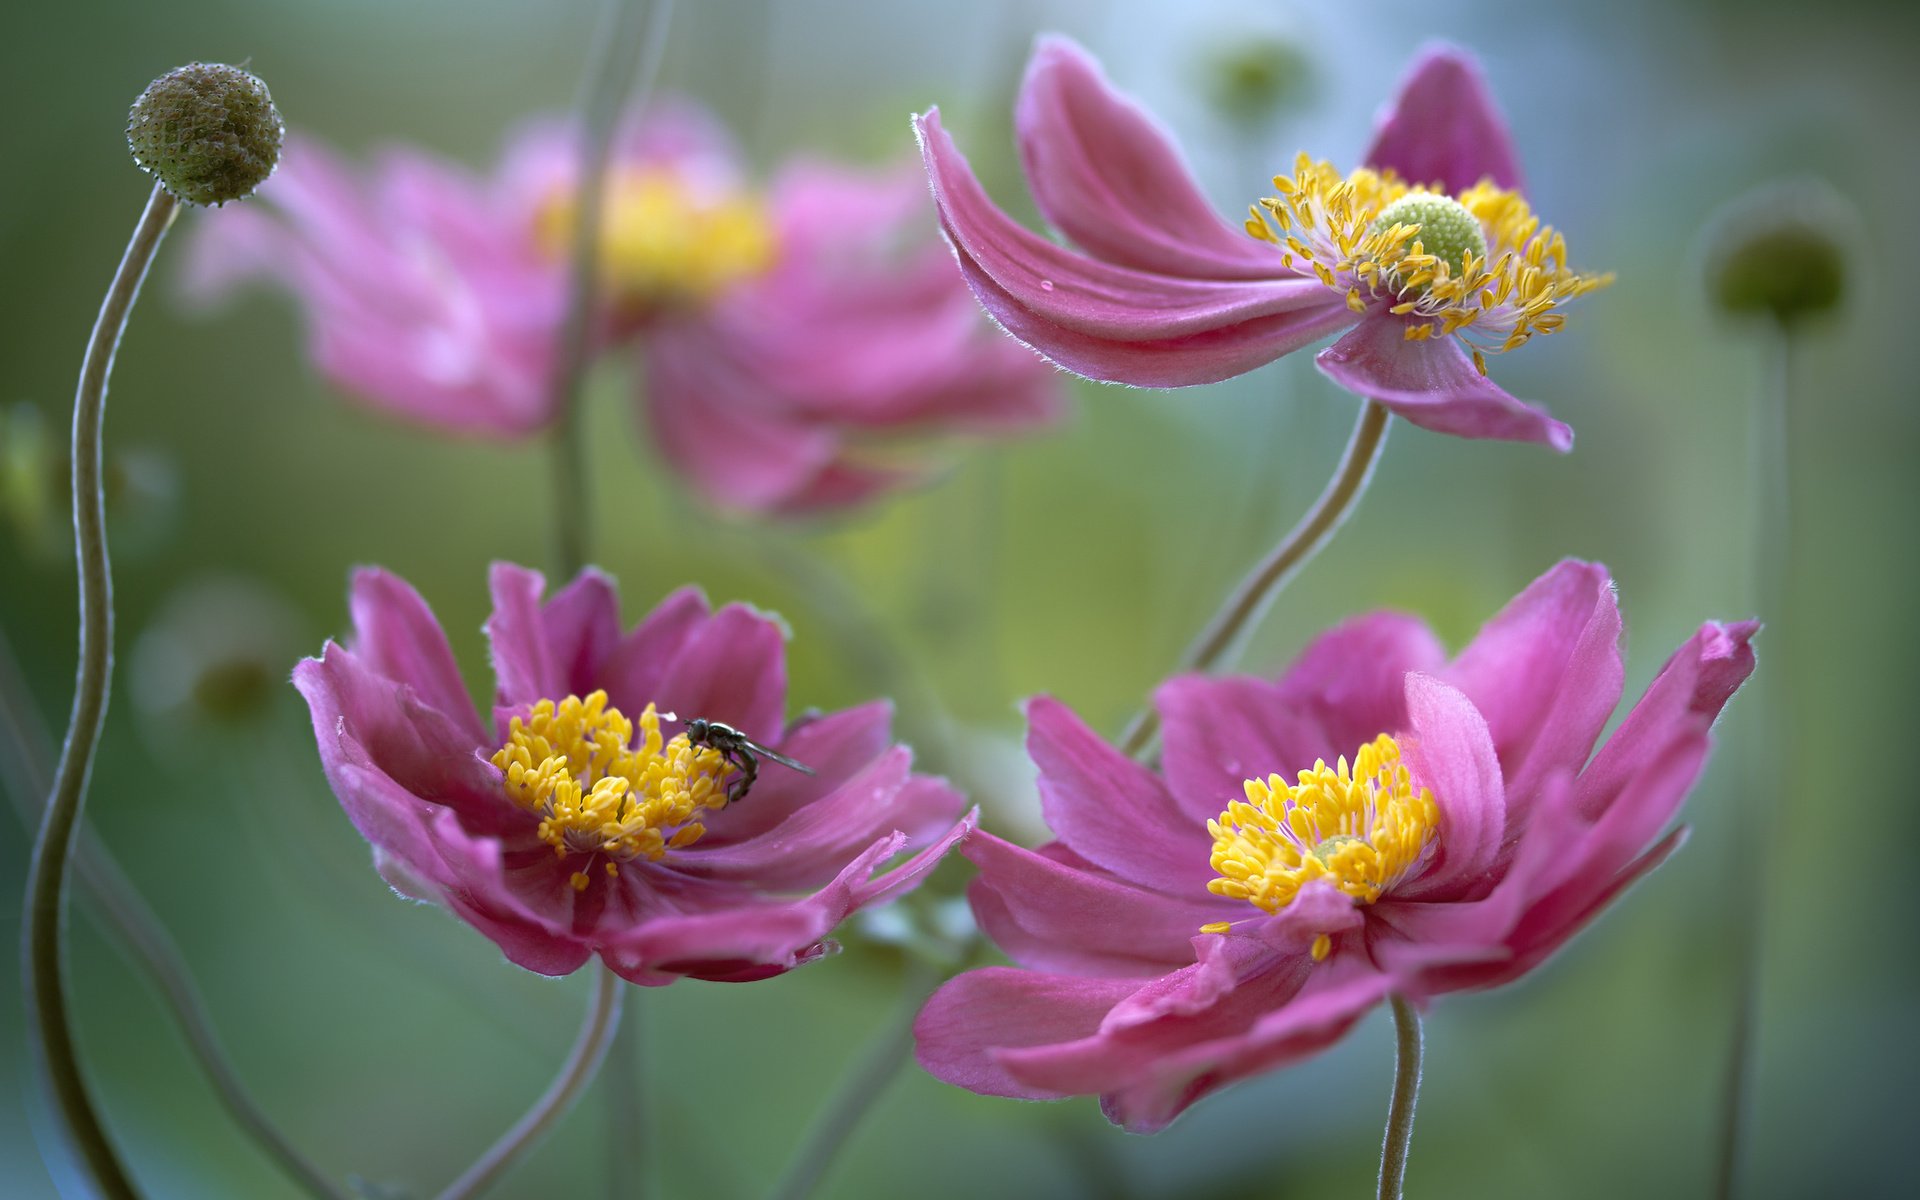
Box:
(1015, 35, 1280, 280)
(348, 568, 485, 744)
(915, 968, 1144, 1100)
(694, 702, 897, 845)
(965, 832, 1226, 977)
(1443, 560, 1623, 815)
(1364, 43, 1524, 195)
(1316, 314, 1574, 451)
(1272, 611, 1447, 751)
(1154, 676, 1329, 826)
(1026, 696, 1210, 892)
(1396, 675, 1505, 902)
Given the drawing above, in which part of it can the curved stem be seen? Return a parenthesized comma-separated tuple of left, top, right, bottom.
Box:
(0, 626, 349, 1200)
(21, 180, 178, 1200)
(1376, 994, 1424, 1200)
(545, 0, 676, 578)
(766, 961, 939, 1200)
(435, 963, 625, 1200)
(1711, 321, 1795, 1199)
(1120, 399, 1392, 759)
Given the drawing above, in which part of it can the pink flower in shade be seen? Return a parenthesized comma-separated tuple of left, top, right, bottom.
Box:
(293, 563, 975, 985)
(915, 561, 1755, 1131)
(185, 100, 1063, 514)
(914, 37, 1613, 451)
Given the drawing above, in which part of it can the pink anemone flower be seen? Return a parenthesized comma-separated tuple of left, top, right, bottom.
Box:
(915, 561, 1754, 1130)
(186, 99, 1062, 513)
(294, 563, 974, 985)
(915, 37, 1613, 451)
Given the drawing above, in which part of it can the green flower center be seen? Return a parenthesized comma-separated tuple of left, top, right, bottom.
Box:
(1368, 193, 1488, 277)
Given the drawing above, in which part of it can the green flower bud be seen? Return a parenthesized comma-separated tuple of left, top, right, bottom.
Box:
(127, 63, 283, 206)
(1704, 179, 1855, 325)
(1199, 34, 1314, 131)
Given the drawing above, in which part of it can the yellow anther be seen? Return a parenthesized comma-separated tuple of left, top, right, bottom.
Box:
(491, 692, 735, 883)
(534, 167, 776, 304)
(1250, 159, 1608, 356)
(1204, 735, 1439, 936)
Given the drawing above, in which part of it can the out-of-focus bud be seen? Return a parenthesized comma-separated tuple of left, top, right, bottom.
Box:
(130, 575, 302, 731)
(1196, 33, 1314, 133)
(127, 63, 283, 206)
(1703, 178, 1856, 326)
(1, 404, 58, 553)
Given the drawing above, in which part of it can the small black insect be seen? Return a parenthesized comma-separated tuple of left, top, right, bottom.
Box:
(678, 717, 815, 804)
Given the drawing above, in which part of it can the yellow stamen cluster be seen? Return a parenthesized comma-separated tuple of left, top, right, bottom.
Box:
(1203, 734, 1439, 960)
(491, 691, 733, 890)
(1246, 154, 1612, 362)
(535, 167, 776, 304)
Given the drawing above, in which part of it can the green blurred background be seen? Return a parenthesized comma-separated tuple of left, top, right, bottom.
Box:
(3, 0, 1915, 1195)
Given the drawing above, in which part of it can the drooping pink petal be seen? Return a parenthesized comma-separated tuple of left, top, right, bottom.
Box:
(1014, 35, 1280, 280)
(964, 832, 1227, 977)
(347, 568, 485, 744)
(1026, 697, 1211, 892)
(917, 109, 1356, 387)
(1272, 611, 1447, 751)
(1097, 955, 1394, 1133)
(1442, 560, 1623, 812)
(1154, 676, 1329, 825)
(1316, 314, 1574, 451)
(1395, 675, 1505, 901)
(1364, 43, 1524, 195)
(915, 968, 1145, 1100)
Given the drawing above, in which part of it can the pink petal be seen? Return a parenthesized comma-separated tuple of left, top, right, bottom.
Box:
(914, 967, 1143, 1100)
(1364, 44, 1524, 195)
(1272, 611, 1447, 751)
(1575, 620, 1759, 822)
(964, 832, 1226, 976)
(485, 562, 561, 708)
(1026, 696, 1211, 893)
(679, 748, 963, 889)
(651, 601, 788, 746)
(1014, 36, 1279, 280)
(1097, 956, 1392, 1133)
(1315, 313, 1574, 451)
(347, 568, 485, 744)
(1154, 675, 1330, 826)
(694, 702, 897, 845)
(597, 586, 712, 719)
(641, 320, 845, 511)
(1442, 560, 1623, 811)
(917, 109, 1355, 387)
(1397, 674, 1504, 901)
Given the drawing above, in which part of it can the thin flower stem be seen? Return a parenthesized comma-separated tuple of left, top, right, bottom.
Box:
(545, 0, 675, 578)
(1711, 321, 1795, 1199)
(0, 627, 349, 1200)
(766, 960, 941, 1200)
(604, 990, 644, 1200)
(434, 963, 625, 1200)
(23, 180, 178, 1200)
(1377, 994, 1424, 1200)
(1120, 399, 1392, 759)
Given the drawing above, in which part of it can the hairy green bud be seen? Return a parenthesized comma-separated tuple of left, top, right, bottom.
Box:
(127, 63, 283, 206)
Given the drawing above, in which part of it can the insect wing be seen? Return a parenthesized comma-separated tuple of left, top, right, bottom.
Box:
(740, 737, 816, 776)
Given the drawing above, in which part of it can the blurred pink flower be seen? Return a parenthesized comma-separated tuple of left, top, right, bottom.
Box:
(187, 100, 1062, 513)
(915, 37, 1613, 451)
(915, 561, 1754, 1130)
(294, 563, 973, 985)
